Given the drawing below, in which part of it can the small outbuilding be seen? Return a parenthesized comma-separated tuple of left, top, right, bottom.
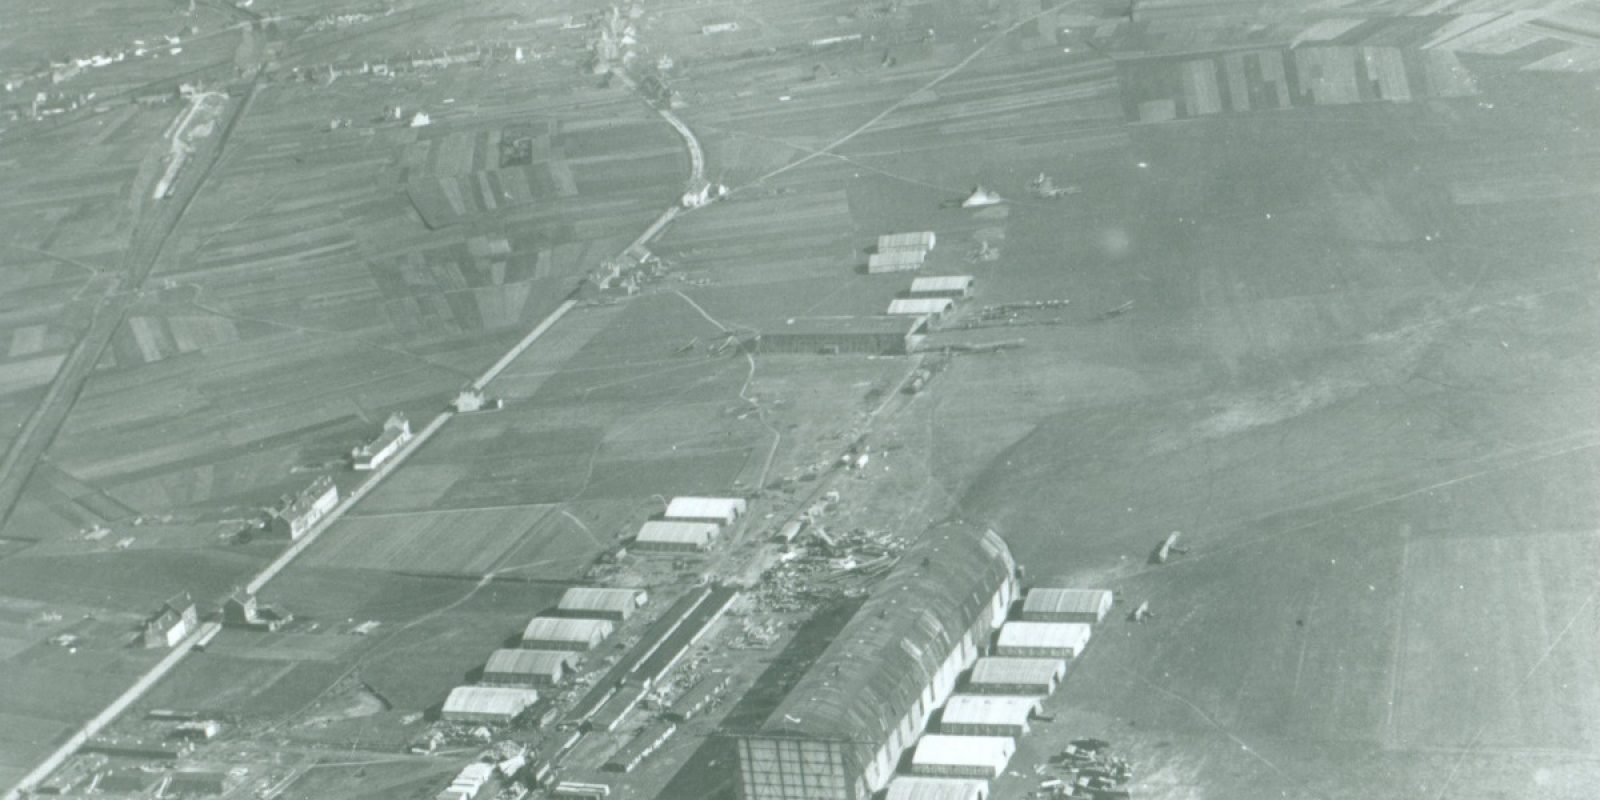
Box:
(633, 520, 720, 552)
(885, 776, 989, 800)
(521, 617, 614, 651)
(995, 621, 1092, 659)
(910, 734, 1016, 779)
(664, 496, 747, 526)
(556, 587, 649, 622)
(965, 656, 1067, 695)
(887, 297, 955, 320)
(440, 686, 539, 724)
(938, 695, 1042, 737)
(908, 275, 975, 299)
(1021, 588, 1114, 624)
(482, 649, 573, 687)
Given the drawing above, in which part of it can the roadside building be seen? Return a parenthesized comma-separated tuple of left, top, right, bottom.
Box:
(521, 616, 614, 651)
(908, 275, 975, 299)
(938, 695, 1041, 737)
(222, 589, 290, 631)
(878, 231, 937, 252)
(965, 656, 1066, 695)
(1020, 588, 1114, 624)
(556, 587, 648, 622)
(440, 686, 539, 724)
(736, 527, 1018, 800)
(266, 476, 338, 540)
(867, 248, 927, 273)
(753, 315, 929, 356)
(603, 720, 677, 773)
(885, 776, 989, 800)
(664, 496, 747, 526)
(633, 520, 720, 552)
(142, 593, 197, 648)
(887, 297, 955, 321)
(352, 413, 412, 470)
(995, 621, 1092, 659)
(910, 735, 1016, 779)
(483, 649, 573, 687)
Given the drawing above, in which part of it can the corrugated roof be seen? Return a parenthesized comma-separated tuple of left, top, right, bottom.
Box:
(888, 298, 954, 316)
(752, 527, 1015, 769)
(885, 776, 987, 800)
(635, 520, 719, 546)
(522, 617, 614, 645)
(665, 496, 746, 521)
(442, 686, 538, 718)
(559, 587, 645, 614)
(878, 231, 936, 251)
(1022, 588, 1112, 616)
(996, 622, 1091, 651)
(940, 695, 1040, 727)
(967, 657, 1065, 687)
(484, 649, 572, 676)
(869, 249, 927, 269)
(909, 276, 973, 293)
(912, 734, 1015, 770)
(765, 316, 926, 337)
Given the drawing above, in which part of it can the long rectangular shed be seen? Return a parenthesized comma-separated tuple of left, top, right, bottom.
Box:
(604, 720, 677, 773)
(557, 587, 649, 622)
(938, 695, 1041, 737)
(868, 248, 927, 273)
(483, 649, 573, 687)
(885, 776, 989, 800)
(965, 656, 1067, 695)
(908, 275, 975, 299)
(664, 496, 746, 525)
(879, 231, 936, 252)
(887, 297, 954, 319)
(910, 734, 1016, 779)
(441, 686, 539, 724)
(736, 528, 1018, 800)
(753, 315, 929, 356)
(995, 621, 1091, 659)
(634, 520, 721, 552)
(522, 617, 614, 651)
(1021, 588, 1114, 623)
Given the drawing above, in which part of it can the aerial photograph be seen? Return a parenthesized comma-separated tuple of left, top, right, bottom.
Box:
(1, 0, 1597, 798)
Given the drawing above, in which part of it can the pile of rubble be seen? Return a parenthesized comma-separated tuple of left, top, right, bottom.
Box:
(1040, 738, 1134, 799)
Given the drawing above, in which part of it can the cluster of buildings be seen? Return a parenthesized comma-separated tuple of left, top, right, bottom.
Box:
(735, 527, 1113, 800)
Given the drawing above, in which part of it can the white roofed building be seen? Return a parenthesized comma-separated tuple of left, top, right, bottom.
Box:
(878, 231, 936, 252)
(910, 734, 1015, 779)
(995, 621, 1092, 659)
(440, 686, 539, 724)
(634, 520, 720, 552)
(885, 776, 989, 800)
(965, 656, 1066, 695)
(908, 275, 975, 299)
(352, 413, 412, 470)
(557, 587, 649, 621)
(521, 616, 613, 651)
(1020, 588, 1114, 624)
(868, 248, 926, 273)
(887, 297, 955, 320)
(664, 496, 747, 526)
(938, 695, 1041, 737)
(482, 649, 573, 687)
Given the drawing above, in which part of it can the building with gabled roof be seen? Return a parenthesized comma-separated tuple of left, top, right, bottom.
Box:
(483, 649, 573, 687)
(556, 587, 649, 622)
(521, 616, 613, 651)
(907, 275, 974, 299)
(633, 520, 720, 552)
(867, 248, 926, 273)
(1020, 588, 1114, 624)
(964, 656, 1066, 695)
(937, 694, 1041, 737)
(440, 686, 539, 724)
(352, 413, 412, 470)
(753, 316, 929, 356)
(995, 621, 1091, 659)
(735, 527, 1017, 800)
(664, 496, 747, 525)
(142, 593, 197, 648)
(266, 476, 338, 540)
(885, 776, 988, 800)
(910, 735, 1015, 779)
